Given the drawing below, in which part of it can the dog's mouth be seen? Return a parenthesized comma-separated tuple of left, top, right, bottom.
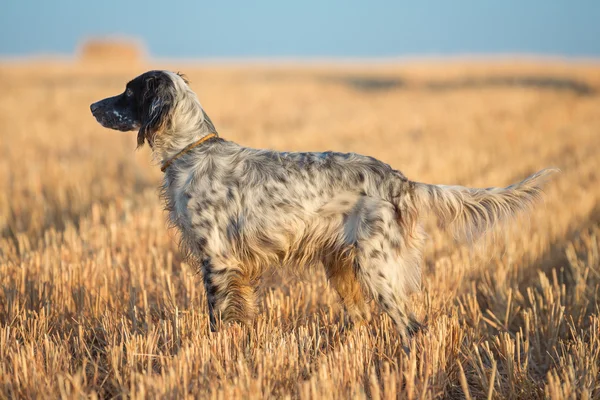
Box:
(91, 109, 140, 132)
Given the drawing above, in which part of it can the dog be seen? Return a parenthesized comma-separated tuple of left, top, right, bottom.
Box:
(90, 70, 556, 342)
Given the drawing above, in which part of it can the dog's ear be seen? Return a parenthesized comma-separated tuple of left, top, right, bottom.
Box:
(176, 72, 189, 84)
(138, 76, 175, 147)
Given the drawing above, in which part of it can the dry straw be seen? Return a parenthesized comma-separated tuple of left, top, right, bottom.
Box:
(0, 60, 599, 399)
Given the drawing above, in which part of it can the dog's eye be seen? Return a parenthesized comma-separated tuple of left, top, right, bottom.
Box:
(125, 88, 134, 97)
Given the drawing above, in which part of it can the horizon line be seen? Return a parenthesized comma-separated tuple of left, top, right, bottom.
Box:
(2, 52, 600, 66)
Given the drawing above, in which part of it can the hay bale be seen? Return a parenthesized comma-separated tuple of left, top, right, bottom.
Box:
(78, 37, 146, 64)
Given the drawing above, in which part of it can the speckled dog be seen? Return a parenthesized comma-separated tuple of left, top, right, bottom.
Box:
(91, 70, 556, 342)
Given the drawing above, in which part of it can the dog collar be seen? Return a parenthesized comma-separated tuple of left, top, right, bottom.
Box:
(160, 133, 218, 172)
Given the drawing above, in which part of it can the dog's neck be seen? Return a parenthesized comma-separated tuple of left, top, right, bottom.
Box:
(152, 89, 218, 165)
(160, 133, 218, 172)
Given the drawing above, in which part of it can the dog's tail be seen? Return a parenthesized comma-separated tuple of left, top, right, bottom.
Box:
(409, 168, 558, 241)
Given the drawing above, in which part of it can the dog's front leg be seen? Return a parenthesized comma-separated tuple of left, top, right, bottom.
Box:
(201, 256, 257, 331)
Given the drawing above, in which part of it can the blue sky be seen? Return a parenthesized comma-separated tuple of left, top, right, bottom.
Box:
(1, 0, 599, 58)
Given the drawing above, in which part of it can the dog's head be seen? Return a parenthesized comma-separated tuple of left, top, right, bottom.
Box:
(90, 70, 187, 147)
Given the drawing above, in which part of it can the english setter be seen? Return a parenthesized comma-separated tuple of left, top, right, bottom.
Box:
(90, 70, 555, 342)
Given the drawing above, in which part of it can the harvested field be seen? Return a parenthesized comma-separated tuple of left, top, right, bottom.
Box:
(1, 60, 599, 399)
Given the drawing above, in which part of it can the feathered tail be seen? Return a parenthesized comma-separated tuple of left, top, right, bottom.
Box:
(411, 168, 558, 241)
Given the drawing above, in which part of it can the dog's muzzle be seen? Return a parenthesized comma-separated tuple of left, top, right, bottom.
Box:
(90, 101, 101, 114)
(90, 97, 138, 131)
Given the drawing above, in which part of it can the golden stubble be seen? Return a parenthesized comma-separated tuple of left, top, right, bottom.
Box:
(1, 60, 599, 399)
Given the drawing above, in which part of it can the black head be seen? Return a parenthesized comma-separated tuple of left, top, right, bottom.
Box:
(90, 70, 187, 147)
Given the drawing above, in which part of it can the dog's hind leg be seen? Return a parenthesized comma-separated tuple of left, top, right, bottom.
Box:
(345, 199, 426, 343)
(201, 256, 258, 331)
(323, 251, 370, 326)
(355, 244, 424, 343)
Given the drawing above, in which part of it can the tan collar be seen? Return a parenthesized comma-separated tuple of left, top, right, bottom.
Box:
(160, 133, 218, 172)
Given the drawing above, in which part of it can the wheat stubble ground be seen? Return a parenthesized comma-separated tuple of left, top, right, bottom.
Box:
(0, 60, 599, 399)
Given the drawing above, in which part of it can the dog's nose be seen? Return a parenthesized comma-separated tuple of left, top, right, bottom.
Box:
(90, 102, 100, 113)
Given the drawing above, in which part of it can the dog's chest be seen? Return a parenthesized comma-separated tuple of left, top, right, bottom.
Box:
(164, 171, 231, 244)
